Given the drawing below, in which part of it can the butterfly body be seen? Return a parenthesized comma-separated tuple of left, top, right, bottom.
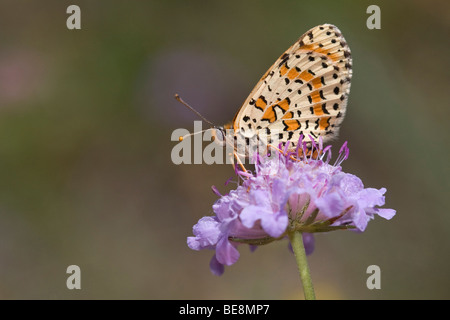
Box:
(219, 24, 352, 159)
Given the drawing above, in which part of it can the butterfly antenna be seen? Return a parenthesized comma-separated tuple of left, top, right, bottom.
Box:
(178, 129, 208, 142)
(174, 94, 216, 127)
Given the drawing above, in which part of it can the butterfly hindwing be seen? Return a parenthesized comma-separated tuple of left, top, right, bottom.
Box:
(233, 24, 352, 149)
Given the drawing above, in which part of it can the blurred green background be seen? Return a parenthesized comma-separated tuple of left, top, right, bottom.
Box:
(0, 0, 448, 299)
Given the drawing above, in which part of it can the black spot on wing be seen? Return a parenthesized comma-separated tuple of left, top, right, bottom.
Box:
(334, 87, 340, 95)
(278, 53, 289, 67)
(319, 90, 326, 100)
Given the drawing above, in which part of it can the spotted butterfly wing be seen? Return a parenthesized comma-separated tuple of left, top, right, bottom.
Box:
(230, 24, 352, 154)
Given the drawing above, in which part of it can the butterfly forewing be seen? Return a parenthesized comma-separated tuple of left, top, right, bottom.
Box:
(233, 24, 352, 150)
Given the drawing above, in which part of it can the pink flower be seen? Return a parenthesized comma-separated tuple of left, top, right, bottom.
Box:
(188, 137, 396, 275)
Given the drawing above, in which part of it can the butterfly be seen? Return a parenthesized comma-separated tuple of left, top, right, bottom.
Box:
(177, 24, 352, 166)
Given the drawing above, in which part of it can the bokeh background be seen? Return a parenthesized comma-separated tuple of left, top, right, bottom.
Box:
(0, 0, 448, 299)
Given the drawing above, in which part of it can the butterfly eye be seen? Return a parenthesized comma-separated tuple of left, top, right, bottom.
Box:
(212, 127, 227, 146)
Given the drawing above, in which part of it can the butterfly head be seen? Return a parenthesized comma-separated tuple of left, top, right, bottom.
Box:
(212, 121, 234, 146)
(211, 125, 227, 146)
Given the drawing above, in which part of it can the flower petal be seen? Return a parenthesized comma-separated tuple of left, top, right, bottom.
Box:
(240, 205, 268, 229)
(260, 211, 288, 238)
(374, 208, 396, 220)
(336, 172, 364, 195)
(187, 216, 221, 250)
(215, 236, 240, 266)
(209, 254, 225, 276)
(250, 189, 272, 208)
(353, 208, 370, 231)
(303, 233, 315, 255)
(271, 176, 289, 206)
(357, 188, 386, 208)
(315, 192, 345, 218)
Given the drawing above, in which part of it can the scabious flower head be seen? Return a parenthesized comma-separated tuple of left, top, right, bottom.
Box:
(187, 136, 396, 275)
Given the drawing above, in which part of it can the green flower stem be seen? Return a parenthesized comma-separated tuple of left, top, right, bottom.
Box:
(288, 230, 316, 300)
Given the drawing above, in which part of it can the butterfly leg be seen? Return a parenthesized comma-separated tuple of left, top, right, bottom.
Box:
(267, 144, 285, 155)
(266, 143, 304, 162)
(228, 151, 247, 173)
